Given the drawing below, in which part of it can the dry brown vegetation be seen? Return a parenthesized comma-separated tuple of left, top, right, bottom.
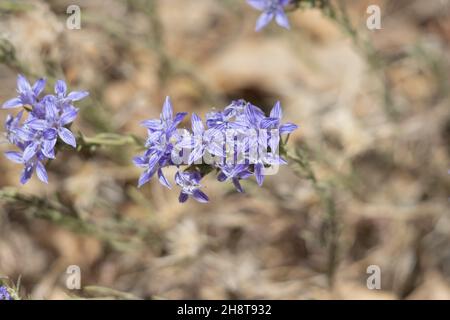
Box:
(0, 0, 449, 299)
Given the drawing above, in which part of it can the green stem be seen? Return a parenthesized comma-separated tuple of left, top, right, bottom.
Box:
(0, 188, 159, 251)
(78, 133, 144, 148)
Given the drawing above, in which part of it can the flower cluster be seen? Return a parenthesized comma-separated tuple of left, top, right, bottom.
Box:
(2, 75, 88, 184)
(134, 97, 298, 203)
(247, 0, 291, 31)
(0, 286, 11, 300)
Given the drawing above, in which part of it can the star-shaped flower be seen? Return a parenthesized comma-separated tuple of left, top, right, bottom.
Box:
(2, 74, 45, 109)
(175, 170, 209, 203)
(247, 0, 291, 31)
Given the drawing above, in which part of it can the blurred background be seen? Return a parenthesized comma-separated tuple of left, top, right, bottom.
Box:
(0, 0, 449, 299)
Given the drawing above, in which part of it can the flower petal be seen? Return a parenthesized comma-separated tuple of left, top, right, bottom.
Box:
(191, 113, 204, 135)
(16, 127, 34, 141)
(20, 165, 34, 185)
(158, 168, 171, 189)
(233, 178, 244, 193)
(260, 117, 279, 129)
(4, 151, 23, 164)
(275, 10, 290, 29)
(270, 101, 283, 119)
(189, 146, 205, 164)
(141, 119, 163, 130)
(172, 112, 188, 127)
(162, 96, 173, 122)
(279, 123, 298, 134)
(36, 161, 48, 184)
(217, 172, 227, 182)
(174, 171, 183, 186)
(67, 90, 89, 101)
(147, 152, 161, 171)
(238, 170, 253, 180)
(43, 128, 57, 140)
(176, 135, 195, 149)
(206, 141, 225, 157)
(146, 131, 163, 145)
(60, 109, 78, 125)
(179, 192, 189, 203)
(269, 131, 280, 152)
(254, 163, 264, 186)
(32, 78, 46, 96)
(192, 189, 209, 203)
(133, 156, 147, 167)
(17, 74, 32, 93)
(58, 127, 76, 147)
(255, 11, 274, 31)
(138, 170, 152, 188)
(247, 0, 266, 10)
(55, 80, 67, 96)
(26, 119, 47, 131)
(23, 142, 38, 162)
(2, 97, 22, 109)
(42, 139, 56, 159)
(190, 171, 202, 184)
(245, 103, 265, 127)
(41, 99, 57, 121)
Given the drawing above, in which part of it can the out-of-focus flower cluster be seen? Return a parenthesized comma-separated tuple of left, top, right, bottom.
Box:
(2, 75, 88, 184)
(247, 0, 291, 31)
(134, 97, 298, 203)
(0, 286, 12, 300)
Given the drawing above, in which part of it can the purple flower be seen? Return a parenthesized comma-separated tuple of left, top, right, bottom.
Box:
(175, 170, 209, 203)
(38, 96, 79, 148)
(5, 110, 24, 145)
(224, 99, 247, 118)
(141, 96, 187, 141)
(4, 135, 50, 184)
(243, 102, 266, 129)
(135, 96, 187, 188)
(2, 75, 87, 184)
(19, 129, 52, 162)
(205, 111, 239, 132)
(134, 97, 298, 203)
(2, 74, 45, 109)
(0, 286, 12, 300)
(178, 113, 225, 164)
(260, 101, 298, 135)
(133, 151, 165, 188)
(53, 80, 89, 112)
(242, 102, 291, 186)
(17, 99, 78, 162)
(247, 0, 291, 31)
(259, 101, 298, 157)
(217, 164, 252, 193)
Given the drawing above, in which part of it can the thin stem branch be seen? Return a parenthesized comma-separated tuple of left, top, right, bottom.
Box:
(78, 133, 143, 148)
(284, 146, 339, 287)
(0, 188, 159, 251)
